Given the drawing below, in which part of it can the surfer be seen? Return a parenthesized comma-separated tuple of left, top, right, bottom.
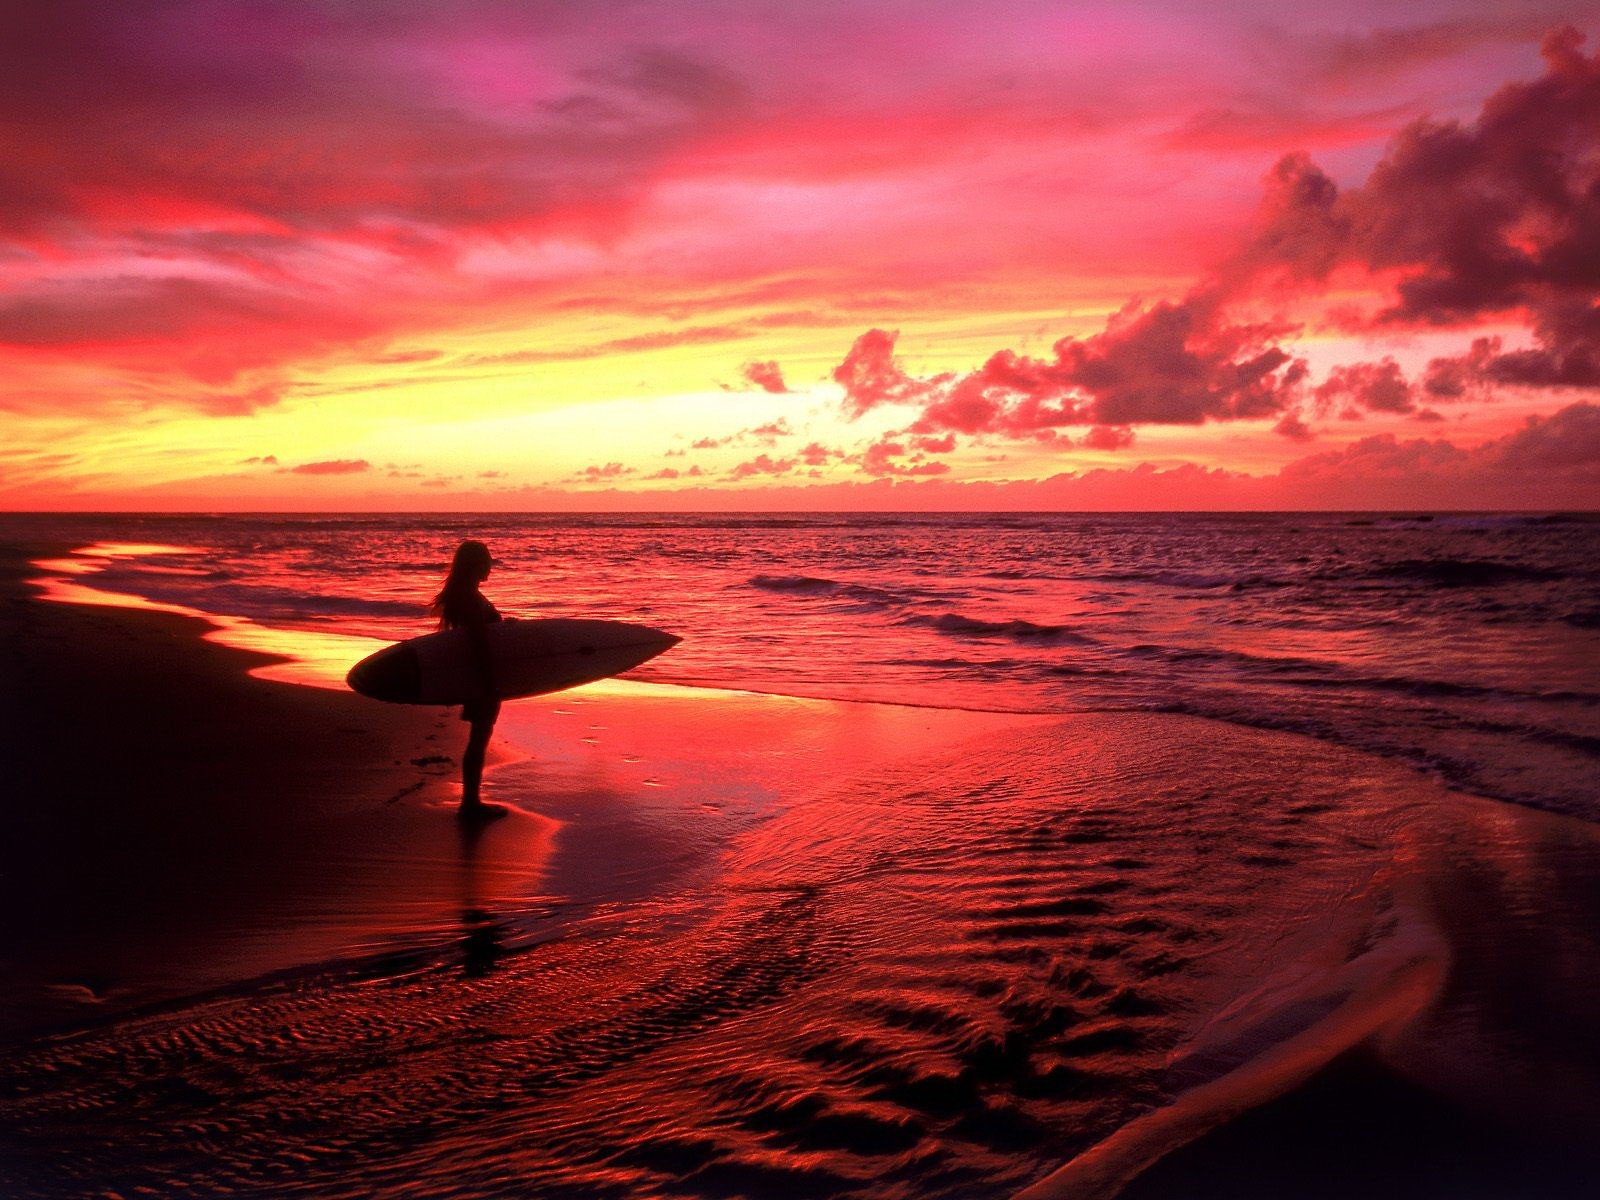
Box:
(432, 540, 505, 819)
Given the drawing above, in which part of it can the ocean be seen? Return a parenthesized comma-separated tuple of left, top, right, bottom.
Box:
(6, 511, 1598, 820)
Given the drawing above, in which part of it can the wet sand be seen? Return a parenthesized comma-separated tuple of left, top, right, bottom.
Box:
(4, 543, 1600, 1198)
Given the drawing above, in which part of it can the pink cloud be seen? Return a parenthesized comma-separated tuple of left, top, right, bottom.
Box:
(798, 441, 835, 466)
(746, 418, 792, 441)
(741, 359, 790, 393)
(728, 453, 795, 479)
(858, 438, 952, 478)
(832, 329, 946, 419)
(285, 458, 369, 475)
(1081, 425, 1135, 451)
(575, 461, 635, 481)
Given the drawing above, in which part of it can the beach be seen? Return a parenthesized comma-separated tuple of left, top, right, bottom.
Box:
(3, 535, 1599, 1197)
(0, 544, 555, 1039)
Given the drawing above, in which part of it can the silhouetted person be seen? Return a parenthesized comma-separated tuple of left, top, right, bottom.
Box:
(431, 540, 504, 820)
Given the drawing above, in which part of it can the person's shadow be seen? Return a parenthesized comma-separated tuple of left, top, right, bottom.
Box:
(456, 818, 508, 978)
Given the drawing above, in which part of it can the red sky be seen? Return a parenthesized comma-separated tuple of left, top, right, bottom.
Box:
(1, 0, 1597, 510)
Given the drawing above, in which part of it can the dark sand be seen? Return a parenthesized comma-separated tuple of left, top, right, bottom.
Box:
(4, 543, 1600, 1199)
(0, 544, 554, 1038)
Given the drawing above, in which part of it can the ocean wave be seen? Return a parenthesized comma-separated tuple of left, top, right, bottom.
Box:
(1117, 640, 1600, 707)
(1089, 569, 1290, 592)
(899, 611, 1090, 644)
(1562, 608, 1600, 629)
(749, 573, 837, 592)
(1337, 558, 1570, 587)
(1121, 642, 1298, 670)
(984, 568, 1046, 580)
(746, 573, 917, 609)
(1285, 671, 1600, 707)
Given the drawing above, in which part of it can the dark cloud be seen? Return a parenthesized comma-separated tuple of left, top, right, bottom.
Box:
(1302, 17, 1541, 88)
(1281, 401, 1600, 487)
(1314, 357, 1416, 414)
(1081, 425, 1135, 450)
(1423, 336, 1499, 399)
(808, 29, 1600, 446)
(1241, 28, 1600, 397)
(0, 2, 759, 237)
(1162, 101, 1415, 154)
(1273, 411, 1316, 441)
(1489, 399, 1600, 468)
(0, 276, 376, 380)
(0, 274, 384, 411)
(831, 299, 1308, 439)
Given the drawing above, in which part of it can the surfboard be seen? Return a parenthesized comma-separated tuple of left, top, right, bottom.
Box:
(346, 618, 680, 705)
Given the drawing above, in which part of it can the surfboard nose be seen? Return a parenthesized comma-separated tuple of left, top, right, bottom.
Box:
(637, 623, 681, 648)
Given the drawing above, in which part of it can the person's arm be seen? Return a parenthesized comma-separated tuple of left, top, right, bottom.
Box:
(464, 602, 498, 700)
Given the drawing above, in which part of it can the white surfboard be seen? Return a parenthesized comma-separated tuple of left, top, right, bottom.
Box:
(346, 618, 680, 705)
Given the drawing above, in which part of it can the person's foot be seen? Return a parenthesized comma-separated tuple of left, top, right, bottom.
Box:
(457, 801, 509, 823)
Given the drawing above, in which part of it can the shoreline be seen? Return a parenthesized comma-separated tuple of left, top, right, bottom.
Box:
(0, 543, 1040, 1041)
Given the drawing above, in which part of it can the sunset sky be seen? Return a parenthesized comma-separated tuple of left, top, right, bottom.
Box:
(2, 0, 1597, 510)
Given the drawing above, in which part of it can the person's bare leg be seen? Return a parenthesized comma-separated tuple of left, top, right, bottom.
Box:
(461, 717, 493, 812)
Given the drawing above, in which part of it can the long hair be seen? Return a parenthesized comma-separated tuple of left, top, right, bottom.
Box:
(431, 540, 492, 629)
